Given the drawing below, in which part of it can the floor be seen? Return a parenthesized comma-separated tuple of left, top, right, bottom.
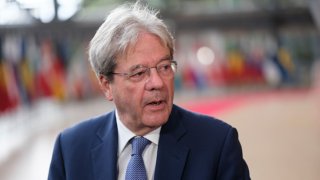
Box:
(0, 88, 319, 180)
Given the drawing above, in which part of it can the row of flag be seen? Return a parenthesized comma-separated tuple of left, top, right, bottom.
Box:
(0, 35, 100, 113)
(0, 31, 305, 114)
(175, 32, 299, 90)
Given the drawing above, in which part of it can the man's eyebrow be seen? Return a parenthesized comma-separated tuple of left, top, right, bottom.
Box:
(127, 55, 172, 71)
(129, 64, 145, 72)
(160, 55, 172, 61)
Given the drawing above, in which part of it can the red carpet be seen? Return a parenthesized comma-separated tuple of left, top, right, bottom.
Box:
(180, 88, 311, 115)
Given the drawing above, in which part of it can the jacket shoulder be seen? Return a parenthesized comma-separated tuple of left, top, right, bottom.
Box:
(173, 104, 232, 131)
(59, 111, 115, 145)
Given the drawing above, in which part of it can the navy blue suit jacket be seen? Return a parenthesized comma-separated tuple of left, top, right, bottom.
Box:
(48, 104, 250, 180)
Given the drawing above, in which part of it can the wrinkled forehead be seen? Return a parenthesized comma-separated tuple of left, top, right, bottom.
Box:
(117, 32, 170, 62)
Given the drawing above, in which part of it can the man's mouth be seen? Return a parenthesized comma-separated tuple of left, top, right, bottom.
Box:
(148, 100, 164, 106)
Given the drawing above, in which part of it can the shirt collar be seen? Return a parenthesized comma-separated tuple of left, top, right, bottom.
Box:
(115, 109, 161, 155)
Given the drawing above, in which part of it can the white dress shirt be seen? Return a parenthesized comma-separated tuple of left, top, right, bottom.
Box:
(116, 110, 161, 180)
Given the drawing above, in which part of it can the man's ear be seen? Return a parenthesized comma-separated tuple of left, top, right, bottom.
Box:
(98, 75, 113, 101)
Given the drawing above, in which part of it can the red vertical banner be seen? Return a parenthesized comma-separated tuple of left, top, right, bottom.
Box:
(38, 39, 66, 101)
(0, 59, 11, 112)
(0, 37, 19, 112)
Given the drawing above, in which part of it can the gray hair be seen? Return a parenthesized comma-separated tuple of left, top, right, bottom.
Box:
(88, 1, 174, 81)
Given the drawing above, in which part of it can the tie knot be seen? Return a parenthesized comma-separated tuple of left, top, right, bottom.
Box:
(131, 137, 150, 156)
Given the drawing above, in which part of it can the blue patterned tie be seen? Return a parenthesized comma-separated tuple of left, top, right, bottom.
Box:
(125, 137, 151, 180)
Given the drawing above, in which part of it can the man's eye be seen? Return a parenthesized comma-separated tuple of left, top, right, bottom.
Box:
(159, 64, 171, 71)
(164, 64, 171, 69)
(130, 70, 146, 78)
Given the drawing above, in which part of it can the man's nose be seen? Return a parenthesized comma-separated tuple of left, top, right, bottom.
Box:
(145, 68, 164, 90)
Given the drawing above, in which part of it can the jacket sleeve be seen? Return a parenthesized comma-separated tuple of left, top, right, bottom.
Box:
(48, 133, 66, 180)
(216, 127, 251, 180)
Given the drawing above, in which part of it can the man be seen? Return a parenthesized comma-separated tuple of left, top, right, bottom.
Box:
(48, 2, 250, 180)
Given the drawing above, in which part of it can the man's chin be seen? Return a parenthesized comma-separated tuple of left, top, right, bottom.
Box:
(143, 114, 169, 127)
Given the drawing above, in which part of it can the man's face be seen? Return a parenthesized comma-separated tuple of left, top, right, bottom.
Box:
(100, 33, 175, 135)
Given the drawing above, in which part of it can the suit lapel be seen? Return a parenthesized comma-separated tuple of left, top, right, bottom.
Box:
(91, 112, 118, 180)
(154, 105, 189, 180)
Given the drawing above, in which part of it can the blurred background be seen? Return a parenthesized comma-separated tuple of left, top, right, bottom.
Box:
(0, 0, 319, 179)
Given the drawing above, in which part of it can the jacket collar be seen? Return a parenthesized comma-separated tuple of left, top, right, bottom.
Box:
(91, 111, 118, 180)
(90, 105, 190, 180)
(154, 105, 190, 180)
